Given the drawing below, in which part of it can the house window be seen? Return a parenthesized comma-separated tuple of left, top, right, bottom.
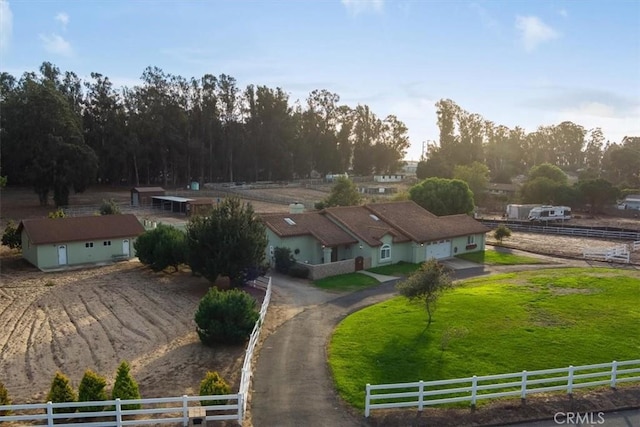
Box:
(380, 244, 391, 261)
(85, 242, 94, 248)
(467, 235, 475, 244)
(103, 241, 111, 246)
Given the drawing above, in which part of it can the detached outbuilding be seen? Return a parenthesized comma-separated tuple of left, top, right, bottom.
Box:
(17, 214, 145, 271)
(131, 187, 166, 206)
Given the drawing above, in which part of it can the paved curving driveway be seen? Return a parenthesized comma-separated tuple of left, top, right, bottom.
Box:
(249, 253, 602, 427)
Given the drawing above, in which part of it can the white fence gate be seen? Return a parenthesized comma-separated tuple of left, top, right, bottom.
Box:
(365, 359, 640, 417)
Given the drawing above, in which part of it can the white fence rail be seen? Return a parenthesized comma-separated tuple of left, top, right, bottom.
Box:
(583, 244, 630, 263)
(632, 241, 640, 251)
(365, 359, 640, 417)
(239, 275, 272, 420)
(0, 276, 273, 426)
(0, 394, 241, 426)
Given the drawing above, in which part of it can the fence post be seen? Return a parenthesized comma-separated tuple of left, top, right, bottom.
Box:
(567, 365, 574, 396)
(610, 361, 618, 389)
(471, 376, 478, 409)
(418, 381, 424, 411)
(182, 395, 188, 427)
(46, 401, 53, 427)
(520, 370, 528, 402)
(115, 398, 122, 427)
(365, 384, 371, 417)
(238, 392, 244, 422)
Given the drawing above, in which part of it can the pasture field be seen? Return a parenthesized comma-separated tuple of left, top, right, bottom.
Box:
(329, 267, 640, 409)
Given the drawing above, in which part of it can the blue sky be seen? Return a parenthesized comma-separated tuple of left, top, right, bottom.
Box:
(1, 0, 639, 160)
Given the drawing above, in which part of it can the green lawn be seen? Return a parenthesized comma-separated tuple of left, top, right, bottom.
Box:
(457, 249, 546, 265)
(367, 261, 420, 276)
(328, 268, 640, 410)
(313, 272, 379, 291)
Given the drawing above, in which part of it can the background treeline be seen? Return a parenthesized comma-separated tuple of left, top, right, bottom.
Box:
(419, 99, 640, 189)
(0, 62, 410, 206)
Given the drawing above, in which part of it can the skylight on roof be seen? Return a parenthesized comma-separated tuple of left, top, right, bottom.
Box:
(284, 217, 296, 225)
(369, 214, 380, 221)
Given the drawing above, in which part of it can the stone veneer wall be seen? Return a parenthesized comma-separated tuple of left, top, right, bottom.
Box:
(298, 257, 372, 280)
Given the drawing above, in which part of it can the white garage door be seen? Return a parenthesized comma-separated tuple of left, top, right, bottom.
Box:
(426, 239, 451, 260)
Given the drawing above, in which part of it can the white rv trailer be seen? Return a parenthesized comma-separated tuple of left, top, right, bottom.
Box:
(505, 204, 539, 220)
(528, 205, 572, 222)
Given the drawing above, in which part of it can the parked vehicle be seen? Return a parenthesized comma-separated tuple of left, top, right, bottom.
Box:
(528, 206, 572, 222)
(505, 204, 539, 220)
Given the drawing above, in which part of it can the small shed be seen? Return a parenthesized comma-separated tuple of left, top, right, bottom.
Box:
(17, 214, 146, 271)
(187, 198, 218, 217)
(152, 196, 194, 214)
(131, 187, 166, 207)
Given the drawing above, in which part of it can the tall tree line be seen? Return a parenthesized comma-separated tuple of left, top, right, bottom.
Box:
(420, 99, 639, 189)
(0, 63, 411, 206)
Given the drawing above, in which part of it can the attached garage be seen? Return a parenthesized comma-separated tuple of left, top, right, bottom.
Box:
(425, 239, 451, 260)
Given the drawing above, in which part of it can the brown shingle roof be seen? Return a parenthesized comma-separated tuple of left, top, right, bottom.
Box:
(132, 187, 165, 193)
(260, 212, 358, 247)
(322, 205, 411, 247)
(365, 201, 489, 242)
(18, 214, 146, 245)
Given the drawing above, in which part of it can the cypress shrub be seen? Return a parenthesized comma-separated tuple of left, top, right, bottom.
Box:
(78, 369, 108, 412)
(199, 371, 231, 407)
(46, 372, 77, 414)
(0, 380, 11, 416)
(111, 361, 141, 410)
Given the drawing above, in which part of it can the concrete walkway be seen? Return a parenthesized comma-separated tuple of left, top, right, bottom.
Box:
(357, 270, 399, 282)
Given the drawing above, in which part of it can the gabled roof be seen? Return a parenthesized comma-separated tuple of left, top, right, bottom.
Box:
(322, 205, 412, 247)
(365, 201, 489, 243)
(260, 212, 358, 247)
(17, 214, 146, 245)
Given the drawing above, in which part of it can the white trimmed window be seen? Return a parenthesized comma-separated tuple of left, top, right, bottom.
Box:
(380, 244, 391, 261)
(467, 235, 475, 244)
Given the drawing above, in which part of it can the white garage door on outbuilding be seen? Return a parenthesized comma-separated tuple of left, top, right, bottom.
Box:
(426, 239, 451, 260)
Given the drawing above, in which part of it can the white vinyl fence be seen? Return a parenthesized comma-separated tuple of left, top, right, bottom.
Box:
(0, 394, 241, 426)
(239, 275, 272, 418)
(0, 276, 273, 426)
(365, 359, 640, 417)
(583, 244, 630, 263)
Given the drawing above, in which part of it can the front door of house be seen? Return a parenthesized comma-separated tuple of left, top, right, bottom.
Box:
(58, 245, 67, 265)
(122, 240, 130, 257)
(355, 256, 364, 271)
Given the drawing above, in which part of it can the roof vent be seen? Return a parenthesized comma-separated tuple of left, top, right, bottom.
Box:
(284, 217, 296, 226)
(369, 214, 380, 221)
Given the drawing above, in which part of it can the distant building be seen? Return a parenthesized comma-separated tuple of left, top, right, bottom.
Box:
(131, 187, 166, 206)
(373, 174, 404, 183)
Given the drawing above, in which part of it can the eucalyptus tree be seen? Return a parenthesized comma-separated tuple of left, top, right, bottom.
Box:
(217, 74, 242, 182)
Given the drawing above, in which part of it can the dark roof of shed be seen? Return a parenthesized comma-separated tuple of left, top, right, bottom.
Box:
(17, 214, 146, 245)
(132, 187, 165, 193)
(260, 212, 358, 247)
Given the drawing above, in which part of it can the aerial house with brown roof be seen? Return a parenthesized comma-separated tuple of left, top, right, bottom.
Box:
(261, 201, 489, 279)
(17, 214, 146, 271)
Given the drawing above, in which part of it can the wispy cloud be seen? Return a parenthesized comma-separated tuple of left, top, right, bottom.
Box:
(55, 12, 69, 29)
(470, 2, 498, 30)
(341, 0, 384, 15)
(515, 15, 559, 52)
(0, 0, 13, 53)
(39, 33, 73, 57)
(558, 9, 568, 18)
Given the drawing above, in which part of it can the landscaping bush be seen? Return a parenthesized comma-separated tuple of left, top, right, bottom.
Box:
(194, 287, 259, 346)
(111, 361, 141, 410)
(199, 371, 231, 406)
(288, 264, 310, 279)
(1, 220, 21, 249)
(134, 224, 187, 272)
(273, 246, 295, 274)
(46, 372, 77, 414)
(99, 198, 121, 215)
(78, 369, 108, 412)
(494, 224, 512, 243)
(0, 380, 11, 416)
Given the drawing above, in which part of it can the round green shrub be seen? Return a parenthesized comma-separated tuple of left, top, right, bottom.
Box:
(194, 287, 259, 346)
(46, 372, 77, 414)
(78, 369, 108, 412)
(199, 371, 231, 406)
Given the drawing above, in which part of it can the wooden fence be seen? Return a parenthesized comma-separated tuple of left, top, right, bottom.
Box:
(365, 359, 640, 417)
(0, 394, 241, 425)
